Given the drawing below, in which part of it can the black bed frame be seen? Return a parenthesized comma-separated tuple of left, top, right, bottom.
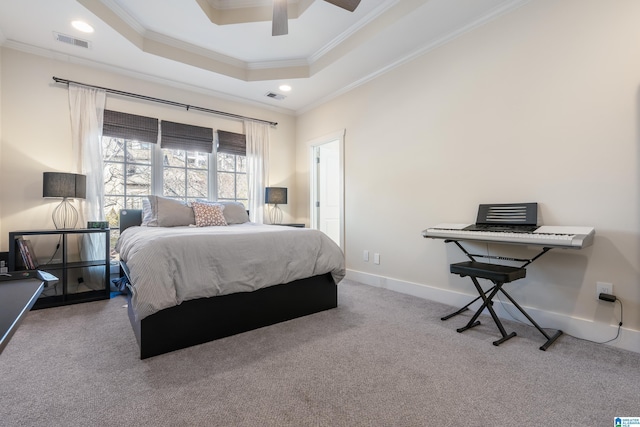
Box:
(118, 209, 338, 359)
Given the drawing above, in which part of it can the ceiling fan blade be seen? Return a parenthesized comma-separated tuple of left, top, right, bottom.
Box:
(272, 0, 288, 36)
(323, 0, 361, 12)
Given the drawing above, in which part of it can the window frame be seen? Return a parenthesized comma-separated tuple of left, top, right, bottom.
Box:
(216, 151, 248, 207)
(101, 112, 249, 233)
(102, 136, 249, 219)
(102, 136, 154, 217)
(158, 146, 214, 203)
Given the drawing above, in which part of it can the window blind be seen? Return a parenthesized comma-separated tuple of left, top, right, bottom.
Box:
(217, 130, 246, 156)
(102, 110, 159, 144)
(160, 121, 214, 153)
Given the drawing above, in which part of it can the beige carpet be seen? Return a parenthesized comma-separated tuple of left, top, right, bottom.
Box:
(1, 280, 639, 426)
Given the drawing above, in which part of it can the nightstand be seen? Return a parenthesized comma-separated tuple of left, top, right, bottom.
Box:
(8, 228, 110, 309)
(275, 223, 305, 228)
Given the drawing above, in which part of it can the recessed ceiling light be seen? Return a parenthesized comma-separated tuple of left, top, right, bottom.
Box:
(72, 21, 94, 33)
(279, 85, 292, 92)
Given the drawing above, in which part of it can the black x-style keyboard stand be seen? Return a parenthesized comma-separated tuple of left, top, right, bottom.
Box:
(441, 240, 563, 351)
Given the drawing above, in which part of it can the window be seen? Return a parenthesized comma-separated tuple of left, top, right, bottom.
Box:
(101, 111, 248, 250)
(103, 137, 153, 219)
(102, 110, 158, 251)
(216, 130, 248, 207)
(159, 120, 213, 205)
(162, 149, 209, 202)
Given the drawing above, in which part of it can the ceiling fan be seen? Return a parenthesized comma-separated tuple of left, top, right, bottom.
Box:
(272, 0, 362, 36)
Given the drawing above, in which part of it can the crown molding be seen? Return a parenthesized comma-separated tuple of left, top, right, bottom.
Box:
(309, 0, 398, 63)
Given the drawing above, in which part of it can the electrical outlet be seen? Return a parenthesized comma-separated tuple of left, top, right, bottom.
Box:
(374, 253, 380, 265)
(363, 250, 369, 262)
(596, 282, 613, 299)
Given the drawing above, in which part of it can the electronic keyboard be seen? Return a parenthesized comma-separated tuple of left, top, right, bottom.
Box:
(422, 224, 595, 249)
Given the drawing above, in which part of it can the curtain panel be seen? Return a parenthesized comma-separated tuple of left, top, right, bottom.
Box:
(68, 83, 106, 223)
(68, 83, 107, 281)
(244, 120, 270, 224)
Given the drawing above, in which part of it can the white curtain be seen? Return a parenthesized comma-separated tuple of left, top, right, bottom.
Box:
(244, 120, 269, 224)
(69, 83, 106, 222)
(68, 83, 106, 287)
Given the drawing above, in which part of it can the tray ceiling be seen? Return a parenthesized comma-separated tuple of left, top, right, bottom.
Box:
(0, 0, 528, 113)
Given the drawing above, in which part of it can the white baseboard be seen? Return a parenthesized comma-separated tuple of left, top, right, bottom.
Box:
(345, 269, 640, 354)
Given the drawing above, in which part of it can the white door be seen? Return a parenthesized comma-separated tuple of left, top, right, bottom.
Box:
(310, 132, 344, 249)
(318, 141, 340, 245)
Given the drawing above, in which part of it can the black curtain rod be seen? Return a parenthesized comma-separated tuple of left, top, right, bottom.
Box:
(52, 76, 278, 127)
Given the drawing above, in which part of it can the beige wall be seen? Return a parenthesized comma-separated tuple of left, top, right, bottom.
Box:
(0, 48, 297, 251)
(296, 0, 640, 346)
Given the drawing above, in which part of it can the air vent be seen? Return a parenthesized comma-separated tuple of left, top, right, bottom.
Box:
(53, 32, 91, 49)
(265, 92, 286, 100)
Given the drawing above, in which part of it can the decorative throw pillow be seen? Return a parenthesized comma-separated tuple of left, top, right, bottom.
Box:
(192, 201, 228, 227)
(196, 199, 250, 224)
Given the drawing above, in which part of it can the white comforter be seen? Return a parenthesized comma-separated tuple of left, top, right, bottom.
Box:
(115, 223, 345, 321)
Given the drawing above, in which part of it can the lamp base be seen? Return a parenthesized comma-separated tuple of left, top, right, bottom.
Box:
(269, 204, 283, 224)
(52, 198, 79, 229)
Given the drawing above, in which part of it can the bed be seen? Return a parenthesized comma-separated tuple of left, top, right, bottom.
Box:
(116, 197, 345, 359)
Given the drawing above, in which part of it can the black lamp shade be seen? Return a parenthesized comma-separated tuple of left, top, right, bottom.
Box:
(265, 187, 287, 205)
(43, 172, 86, 199)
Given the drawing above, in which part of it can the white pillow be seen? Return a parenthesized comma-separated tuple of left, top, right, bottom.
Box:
(141, 198, 153, 226)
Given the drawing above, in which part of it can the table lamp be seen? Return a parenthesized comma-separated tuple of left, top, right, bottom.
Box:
(43, 172, 86, 229)
(265, 187, 287, 224)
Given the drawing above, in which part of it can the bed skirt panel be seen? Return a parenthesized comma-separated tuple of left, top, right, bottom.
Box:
(126, 272, 337, 359)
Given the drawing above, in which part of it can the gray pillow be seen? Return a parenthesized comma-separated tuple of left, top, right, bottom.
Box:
(143, 195, 195, 227)
(219, 201, 250, 224)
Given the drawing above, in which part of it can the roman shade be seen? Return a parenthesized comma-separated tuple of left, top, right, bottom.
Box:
(217, 130, 246, 156)
(161, 121, 214, 153)
(102, 110, 158, 144)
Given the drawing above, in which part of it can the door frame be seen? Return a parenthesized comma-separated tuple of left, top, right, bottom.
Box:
(309, 129, 345, 250)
